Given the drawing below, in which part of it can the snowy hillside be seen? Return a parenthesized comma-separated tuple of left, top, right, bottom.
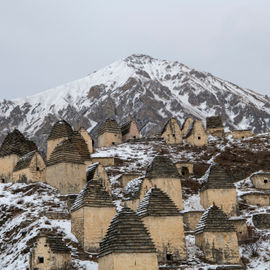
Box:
(0, 54, 269, 148)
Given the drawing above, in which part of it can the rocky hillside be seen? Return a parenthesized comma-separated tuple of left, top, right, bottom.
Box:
(0, 54, 269, 150)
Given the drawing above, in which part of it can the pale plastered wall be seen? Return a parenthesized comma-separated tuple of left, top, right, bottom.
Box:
(0, 154, 19, 182)
(200, 189, 238, 216)
(140, 177, 183, 210)
(142, 216, 187, 263)
(251, 174, 270, 189)
(90, 157, 115, 167)
(98, 253, 158, 270)
(79, 128, 93, 153)
(98, 132, 122, 148)
(83, 207, 116, 252)
(183, 211, 204, 231)
(12, 153, 46, 183)
(195, 232, 240, 264)
(46, 162, 86, 194)
(29, 236, 71, 270)
(186, 120, 207, 147)
(71, 208, 84, 246)
(242, 193, 270, 206)
(232, 130, 253, 139)
(122, 121, 140, 142)
(231, 218, 248, 241)
(126, 198, 140, 212)
(161, 118, 182, 144)
(47, 137, 68, 161)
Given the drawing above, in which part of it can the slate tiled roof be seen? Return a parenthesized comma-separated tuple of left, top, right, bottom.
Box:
(71, 131, 91, 161)
(47, 139, 84, 166)
(48, 120, 73, 140)
(183, 121, 195, 139)
(200, 165, 235, 192)
(137, 188, 181, 218)
(0, 129, 37, 157)
(13, 151, 36, 172)
(121, 120, 132, 136)
(195, 205, 235, 234)
(161, 117, 181, 135)
(71, 179, 114, 212)
(86, 162, 100, 181)
(98, 119, 121, 136)
(206, 116, 223, 129)
(99, 207, 156, 257)
(146, 155, 180, 179)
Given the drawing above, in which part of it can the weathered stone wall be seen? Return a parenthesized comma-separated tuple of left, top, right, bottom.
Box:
(46, 162, 86, 194)
(71, 208, 84, 246)
(142, 216, 186, 263)
(207, 127, 224, 137)
(195, 232, 240, 264)
(98, 131, 122, 148)
(200, 189, 238, 216)
(81, 207, 116, 252)
(125, 198, 140, 212)
(161, 118, 182, 144)
(91, 157, 115, 167)
(0, 154, 19, 182)
(118, 174, 140, 188)
(230, 218, 248, 241)
(29, 236, 71, 270)
(232, 130, 253, 139)
(79, 128, 93, 153)
(251, 173, 270, 189)
(241, 193, 270, 206)
(122, 121, 140, 142)
(12, 153, 46, 183)
(186, 120, 208, 147)
(175, 163, 193, 177)
(98, 253, 159, 270)
(140, 177, 183, 210)
(183, 211, 204, 231)
(93, 164, 111, 195)
(46, 137, 68, 161)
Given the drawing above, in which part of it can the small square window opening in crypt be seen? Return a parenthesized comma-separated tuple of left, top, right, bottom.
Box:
(38, 256, 44, 263)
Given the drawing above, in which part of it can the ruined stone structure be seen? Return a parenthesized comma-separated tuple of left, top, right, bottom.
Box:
(195, 205, 241, 264)
(230, 217, 248, 241)
(12, 150, 46, 183)
(46, 120, 73, 160)
(29, 233, 71, 270)
(98, 119, 122, 147)
(251, 172, 270, 189)
(200, 165, 238, 216)
(161, 118, 182, 144)
(175, 162, 193, 178)
(181, 117, 193, 137)
(232, 129, 253, 139)
(71, 179, 116, 252)
(78, 127, 94, 154)
(121, 120, 140, 142)
(86, 162, 111, 195)
(98, 207, 159, 270)
(206, 116, 224, 137)
(140, 155, 183, 210)
(184, 119, 208, 147)
(241, 192, 270, 206)
(46, 139, 87, 194)
(0, 129, 37, 183)
(137, 188, 187, 264)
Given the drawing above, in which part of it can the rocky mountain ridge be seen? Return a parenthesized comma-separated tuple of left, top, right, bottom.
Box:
(0, 54, 269, 150)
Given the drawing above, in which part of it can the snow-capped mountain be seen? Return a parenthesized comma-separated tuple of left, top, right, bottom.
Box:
(0, 54, 269, 148)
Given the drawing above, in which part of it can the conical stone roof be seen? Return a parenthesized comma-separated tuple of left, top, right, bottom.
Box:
(201, 165, 235, 192)
(48, 120, 73, 140)
(70, 131, 90, 161)
(0, 129, 37, 157)
(98, 119, 121, 136)
(195, 205, 235, 234)
(137, 188, 181, 218)
(99, 207, 156, 257)
(146, 155, 179, 179)
(47, 139, 84, 166)
(71, 179, 114, 212)
(13, 151, 37, 172)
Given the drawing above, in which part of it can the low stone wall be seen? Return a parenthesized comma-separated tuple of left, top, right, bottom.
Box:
(183, 211, 204, 231)
(241, 192, 270, 206)
(253, 214, 270, 229)
(251, 173, 270, 190)
(90, 157, 115, 167)
(230, 217, 248, 241)
(45, 211, 71, 220)
(232, 130, 253, 139)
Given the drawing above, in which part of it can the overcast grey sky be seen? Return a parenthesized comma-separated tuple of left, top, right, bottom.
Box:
(0, 0, 269, 99)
